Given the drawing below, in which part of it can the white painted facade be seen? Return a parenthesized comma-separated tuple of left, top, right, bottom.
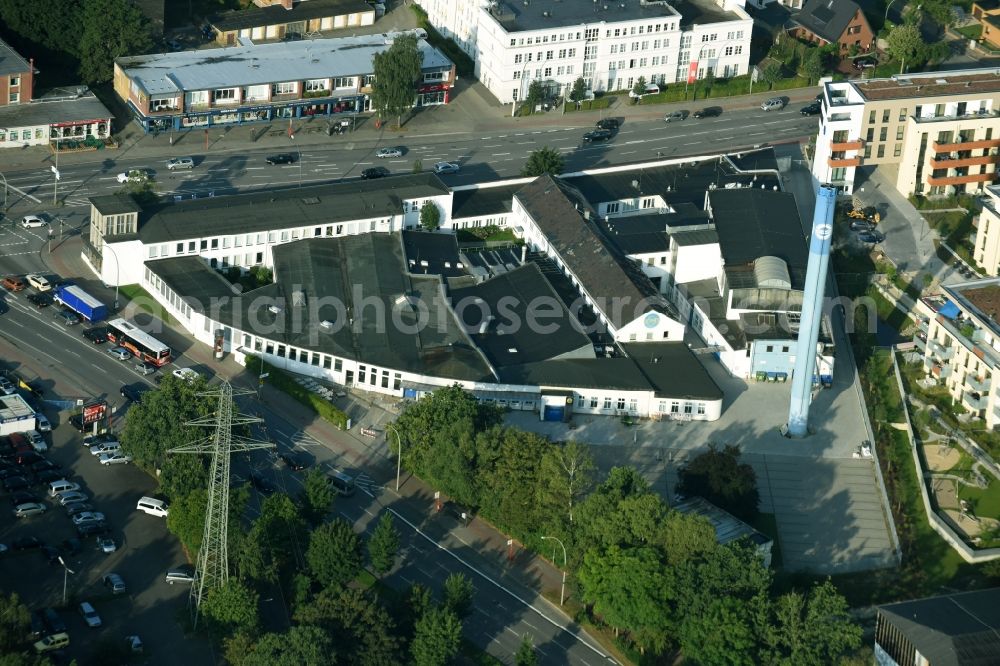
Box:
(812, 81, 866, 195)
(416, 0, 752, 104)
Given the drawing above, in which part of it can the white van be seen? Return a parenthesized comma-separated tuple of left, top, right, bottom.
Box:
(25, 429, 46, 452)
(48, 480, 80, 497)
(328, 470, 356, 497)
(136, 496, 169, 518)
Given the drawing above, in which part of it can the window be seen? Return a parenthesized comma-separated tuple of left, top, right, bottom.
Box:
(334, 358, 343, 372)
(882, 109, 890, 123)
(725, 46, 733, 56)
(898, 108, 907, 121)
(544, 67, 551, 76)
(8, 92, 18, 103)
(211, 239, 219, 250)
(603, 397, 612, 410)
(304, 79, 328, 92)
(879, 127, 887, 141)
(514, 54, 522, 63)
(766, 345, 773, 353)
(214, 88, 236, 101)
(200, 240, 208, 251)
(894, 143, 902, 157)
(590, 396, 598, 408)
(9, 75, 18, 86)
(546, 51, 553, 60)
(782, 346, 789, 353)
(333, 77, 355, 88)
(697, 404, 706, 415)
(683, 402, 693, 414)
(176, 243, 184, 253)
(272, 82, 296, 95)
(617, 397, 626, 410)
(222, 237, 230, 249)
(671, 401, 679, 414)
(868, 110, 876, 124)
(606, 202, 620, 214)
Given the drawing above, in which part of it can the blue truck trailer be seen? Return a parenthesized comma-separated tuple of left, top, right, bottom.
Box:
(53, 285, 108, 321)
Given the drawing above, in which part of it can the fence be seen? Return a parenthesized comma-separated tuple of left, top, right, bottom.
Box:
(890, 348, 1000, 563)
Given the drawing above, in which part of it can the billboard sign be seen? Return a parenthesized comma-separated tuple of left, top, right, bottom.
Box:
(687, 61, 699, 85)
(83, 401, 107, 425)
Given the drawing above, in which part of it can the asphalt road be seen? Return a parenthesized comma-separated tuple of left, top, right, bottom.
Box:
(1, 104, 818, 209)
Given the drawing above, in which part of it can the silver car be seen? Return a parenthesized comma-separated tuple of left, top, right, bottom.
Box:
(107, 346, 131, 361)
(376, 146, 403, 158)
(99, 452, 133, 466)
(434, 161, 460, 174)
(760, 97, 785, 111)
(166, 157, 194, 171)
(13, 502, 47, 518)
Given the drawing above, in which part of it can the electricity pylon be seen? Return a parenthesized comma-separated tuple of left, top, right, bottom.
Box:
(168, 381, 273, 627)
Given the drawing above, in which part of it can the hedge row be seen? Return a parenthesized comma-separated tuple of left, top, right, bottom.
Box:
(247, 354, 349, 429)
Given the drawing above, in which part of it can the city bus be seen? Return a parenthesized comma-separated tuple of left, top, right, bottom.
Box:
(105, 318, 172, 367)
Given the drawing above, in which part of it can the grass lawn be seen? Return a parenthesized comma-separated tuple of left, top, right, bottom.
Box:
(116, 284, 177, 326)
(565, 97, 613, 112)
(956, 24, 983, 40)
(455, 228, 520, 243)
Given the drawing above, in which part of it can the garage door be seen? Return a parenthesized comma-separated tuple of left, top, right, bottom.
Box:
(542, 406, 564, 422)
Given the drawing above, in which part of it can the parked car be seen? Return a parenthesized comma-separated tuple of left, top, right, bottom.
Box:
(850, 220, 875, 232)
(664, 110, 688, 122)
(9, 491, 42, 506)
(34, 632, 69, 654)
(29, 610, 45, 638)
(30, 459, 60, 473)
(2, 276, 26, 291)
(13, 502, 47, 518)
(58, 491, 88, 506)
(120, 384, 149, 402)
(800, 102, 822, 116)
(693, 107, 722, 119)
(172, 367, 199, 383)
(12, 536, 43, 550)
(165, 567, 196, 585)
(279, 453, 307, 471)
(265, 153, 296, 165)
(760, 97, 785, 111)
(97, 537, 117, 553)
(82, 328, 108, 344)
(134, 361, 157, 376)
(582, 129, 613, 143)
(0, 377, 14, 394)
(41, 546, 60, 564)
(65, 503, 95, 517)
(858, 230, 886, 243)
(375, 147, 403, 158)
(79, 602, 102, 628)
(361, 166, 390, 180)
(249, 472, 275, 495)
(15, 451, 43, 466)
(61, 538, 82, 555)
(71, 511, 106, 526)
(25, 274, 51, 291)
(853, 58, 876, 70)
(166, 157, 194, 171)
(42, 608, 66, 633)
(115, 169, 150, 184)
(103, 573, 126, 594)
(595, 118, 620, 130)
(433, 162, 460, 174)
(77, 522, 110, 536)
(107, 346, 131, 361)
(99, 452, 133, 466)
(49, 481, 81, 497)
(35, 413, 52, 432)
(35, 470, 66, 484)
(21, 215, 46, 229)
(4, 477, 31, 492)
(54, 309, 80, 326)
(90, 441, 121, 456)
(628, 84, 660, 98)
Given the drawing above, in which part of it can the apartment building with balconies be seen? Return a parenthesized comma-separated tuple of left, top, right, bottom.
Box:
(916, 280, 1000, 430)
(113, 32, 454, 133)
(813, 67, 1000, 197)
(415, 0, 752, 104)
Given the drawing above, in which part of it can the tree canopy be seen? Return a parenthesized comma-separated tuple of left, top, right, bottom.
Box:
(411, 606, 463, 666)
(306, 519, 363, 589)
(79, 0, 152, 84)
(371, 34, 423, 127)
(368, 511, 401, 577)
(521, 147, 565, 177)
(677, 444, 760, 521)
(201, 579, 260, 637)
(300, 467, 335, 526)
(569, 77, 588, 103)
(420, 202, 441, 231)
(885, 23, 925, 72)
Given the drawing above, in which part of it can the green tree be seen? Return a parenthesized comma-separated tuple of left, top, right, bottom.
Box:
(294, 588, 401, 665)
(537, 440, 594, 524)
(802, 48, 825, 84)
(224, 632, 256, 666)
(569, 77, 588, 103)
(411, 607, 463, 666)
(201, 578, 260, 637)
(166, 488, 207, 557)
(631, 75, 648, 101)
(250, 265, 273, 286)
(761, 62, 782, 89)
(368, 512, 400, 577)
(678, 596, 759, 666)
(577, 545, 671, 654)
(307, 519, 362, 588)
(761, 580, 862, 666)
(241, 493, 308, 583)
(420, 202, 441, 231)
(443, 573, 474, 618)
(300, 467, 335, 526)
(371, 34, 423, 128)
(475, 426, 547, 536)
(0, 592, 29, 652)
(677, 443, 760, 521)
(526, 80, 545, 107)
(919, 0, 955, 28)
(886, 23, 925, 72)
(0, 0, 84, 59)
(120, 373, 212, 498)
(521, 146, 565, 177)
(243, 626, 333, 666)
(515, 634, 537, 666)
(78, 0, 152, 84)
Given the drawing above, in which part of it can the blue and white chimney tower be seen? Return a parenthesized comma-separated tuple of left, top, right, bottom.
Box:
(786, 185, 837, 437)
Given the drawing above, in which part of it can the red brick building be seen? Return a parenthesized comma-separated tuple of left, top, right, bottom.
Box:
(0, 37, 34, 106)
(787, 0, 874, 55)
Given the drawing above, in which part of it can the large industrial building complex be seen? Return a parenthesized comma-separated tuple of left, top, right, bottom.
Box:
(414, 0, 752, 104)
(83, 148, 834, 422)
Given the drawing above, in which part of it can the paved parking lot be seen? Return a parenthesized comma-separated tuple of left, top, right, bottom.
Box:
(0, 386, 207, 664)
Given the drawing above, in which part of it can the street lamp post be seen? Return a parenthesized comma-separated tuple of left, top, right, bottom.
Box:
(884, 0, 898, 25)
(540, 536, 567, 606)
(386, 423, 402, 491)
(57, 556, 75, 605)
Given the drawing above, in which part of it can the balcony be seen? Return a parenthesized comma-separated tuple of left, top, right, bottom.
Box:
(830, 140, 864, 152)
(829, 156, 862, 167)
(914, 332, 927, 350)
(918, 318, 929, 332)
(967, 374, 991, 393)
(963, 391, 988, 412)
(927, 172, 995, 187)
(932, 138, 1000, 153)
(915, 109, 1000, 124)
(929, 154, 997, 169)
(931, 363, 952, 379)
(929, 341, 955, 360)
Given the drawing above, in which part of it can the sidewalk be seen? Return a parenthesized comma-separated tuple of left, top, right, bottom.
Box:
(42, 230, 581, 631)
(0, 79, 822, 174)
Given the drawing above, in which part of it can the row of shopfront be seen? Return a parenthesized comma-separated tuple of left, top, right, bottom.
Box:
(137, 84, 451, 134)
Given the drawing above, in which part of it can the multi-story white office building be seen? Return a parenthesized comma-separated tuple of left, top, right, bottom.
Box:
(416, 0, 752, 103)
